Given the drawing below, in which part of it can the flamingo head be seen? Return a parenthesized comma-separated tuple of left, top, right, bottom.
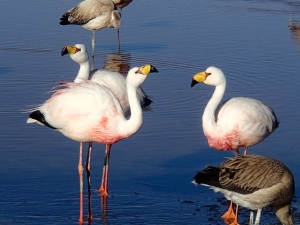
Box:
(191, 66, 225, 87)
(61, 44, 88, 64)
(127, 64, 158, 88)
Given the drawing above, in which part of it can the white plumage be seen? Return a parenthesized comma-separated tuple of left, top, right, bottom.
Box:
(61, 44, 152, 117)
(27, 64, 158, 223)
(191, 66, 279, 155)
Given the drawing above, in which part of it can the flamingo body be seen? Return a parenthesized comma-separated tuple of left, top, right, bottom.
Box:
(205, 97, 278, 151)
(60, 0, 121, 69)
(191, 66, 279, 154)
(34, 81, 125, 143)
(60, 0, 121, 30)
(61, 44, 152, 117)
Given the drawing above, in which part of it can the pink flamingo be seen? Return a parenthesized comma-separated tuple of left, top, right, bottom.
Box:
(191, 66, 279, 225)
(27, 64, 158, 224)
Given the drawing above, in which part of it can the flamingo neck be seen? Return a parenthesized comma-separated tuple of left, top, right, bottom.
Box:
(74, 60, 90, 83)
(202, 82, 226, 133)
(117, 84, 143, 138)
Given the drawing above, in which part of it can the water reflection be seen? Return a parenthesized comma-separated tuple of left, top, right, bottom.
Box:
(102, 50, 132, 76)
(289, 19, 300, 50)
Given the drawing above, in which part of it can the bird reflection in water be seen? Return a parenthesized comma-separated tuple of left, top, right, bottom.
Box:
(102, 50, 132, 76)
(289, 19, 300, 50)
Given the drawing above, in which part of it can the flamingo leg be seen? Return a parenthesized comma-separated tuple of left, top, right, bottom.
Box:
(99, 144, 112, 197)
(91, 30, 96, 70)
(85, 142, 93, 223)
(243, 147, 248, 155)
(235, 148, 240, 154)
(222, 201, 236, 224)
(78, 142, 84, 224)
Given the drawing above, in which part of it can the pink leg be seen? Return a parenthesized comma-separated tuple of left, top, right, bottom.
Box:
(243, 147, 248, 155)
(99, 144, 112, 197)
(85, 142, 93, 222)
(78, 142, 84, 224)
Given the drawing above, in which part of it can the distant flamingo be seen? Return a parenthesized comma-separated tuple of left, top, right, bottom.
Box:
(112, 0, 132, 41)
(59, 0, 121, 69)
(27, 64, 158, 223)
(191, 66, 279, 224)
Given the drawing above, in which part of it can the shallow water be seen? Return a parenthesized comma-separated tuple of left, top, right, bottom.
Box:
(1, 0, 300, 224)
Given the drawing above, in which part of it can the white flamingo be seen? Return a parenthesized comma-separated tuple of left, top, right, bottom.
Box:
(27, 64, 158, 223)
(192, 154, 295, 225)
(61, 44, 152, 117)
(191, 66, 279, 223)
(59, 0, 121, 70)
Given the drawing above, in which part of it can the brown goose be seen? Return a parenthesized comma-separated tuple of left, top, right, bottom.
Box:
(192, 154, 295, 225)
(60, 0, 121, 70)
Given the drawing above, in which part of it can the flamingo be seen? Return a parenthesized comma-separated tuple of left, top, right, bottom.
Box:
(27, 64, 158, 223)
(191, 66, 279, 223)
(61, 44, 152, 117)
(60, 43, 152, 216)
(59, 0, 121, 70)
(112, 0, 132, 42)
(192, 154, 295, 225)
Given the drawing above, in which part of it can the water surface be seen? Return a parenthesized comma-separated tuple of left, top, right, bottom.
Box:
(1, 0, 300, 224)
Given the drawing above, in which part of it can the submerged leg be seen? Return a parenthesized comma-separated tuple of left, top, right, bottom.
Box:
(222, 201, 236, 224)
(78, 142, 84, 224)
(91, 30, 96, 70)
(99, 144, 112, 197)
(86, 142, 93, 222)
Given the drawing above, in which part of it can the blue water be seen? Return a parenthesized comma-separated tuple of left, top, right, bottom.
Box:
(1, 0, 300, 224)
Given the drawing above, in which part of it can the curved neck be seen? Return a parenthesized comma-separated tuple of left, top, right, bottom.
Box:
(202, 82, 226, 132)
(117, 84, 143, 138)
(74, 60, 90, 83)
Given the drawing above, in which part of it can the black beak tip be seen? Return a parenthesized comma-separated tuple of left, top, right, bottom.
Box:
(61, 47, 68, 56)
(151, 66, 159, 73)
(191, 79, 198, 88)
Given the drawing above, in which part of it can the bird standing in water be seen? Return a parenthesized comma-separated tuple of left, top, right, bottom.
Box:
(59, 0, 121, 70)
(191, 66, 279, 223)
(27, 64, 158, 224)
(192, 154, 295, 225)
